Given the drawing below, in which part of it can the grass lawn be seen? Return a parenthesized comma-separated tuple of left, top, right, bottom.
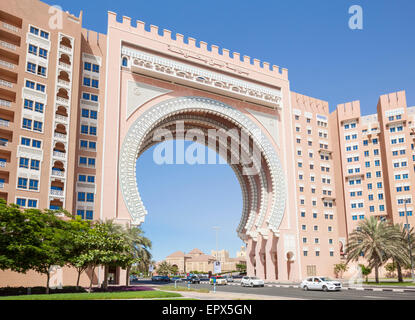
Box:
(162, 285, 210, 293)
(0, 290, 182, 300)
(363, 281, 415, 286)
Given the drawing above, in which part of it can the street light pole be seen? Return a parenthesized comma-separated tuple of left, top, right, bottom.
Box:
(213, 226, 220, 259)
(404, 198, 415, 283)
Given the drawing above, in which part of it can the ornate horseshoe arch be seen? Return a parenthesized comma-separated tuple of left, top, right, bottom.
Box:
(119, 96, 287, 239)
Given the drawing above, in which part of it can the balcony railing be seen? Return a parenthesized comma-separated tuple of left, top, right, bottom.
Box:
(0, 182, 4, 189)
(0, 99, 11, 108)
(58, 79, 70, 87)
(53, 151, 66, 159)
(0, 40, 16, 51)
(3, 22, 19, 33)
(0, 141, 8, 147)
(0, 119, 10, 127)
(58, 61, 71, 70)
(54, 132, 67, 140)
(51, 169, 65, 177)
(56, 96, 69, 105)
(55, 114, 68, 123)
(59, 44, 72, 53)
(0, 60, 15, 70)
(50, 189, 64, 197)
(0, 79, 13, 88)
(0, 161, 6, 168)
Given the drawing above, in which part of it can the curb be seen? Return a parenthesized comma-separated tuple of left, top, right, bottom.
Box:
(199, 281, 415, 293)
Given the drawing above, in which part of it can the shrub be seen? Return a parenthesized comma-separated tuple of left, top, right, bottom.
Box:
(0, 286, 87, 297)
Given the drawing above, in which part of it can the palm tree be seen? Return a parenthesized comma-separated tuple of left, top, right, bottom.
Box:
(392, 224, 415, 282)
(345, 217, 404, 283)
(123, 226, 152, 286)
(157, 261, 173, 276)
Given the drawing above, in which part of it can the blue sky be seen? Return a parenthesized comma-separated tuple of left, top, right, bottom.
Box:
(42, 0, 415, 261)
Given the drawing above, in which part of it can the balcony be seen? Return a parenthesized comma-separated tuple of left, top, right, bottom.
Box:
(55, 114, 68, 124)
(51, 169, 65, 177)
(0, 40, 16, 51)
(0, 11, 22, 34)
(54, 132, 67, 141)
(0, 59, 15, 70)
(59, 36, 73, 53)
(0, 118, 9, 127)
(50, 189, 64, 197)
(0, 79, 13, 89)
(53, 150, 66, 159)
(0, 99, 11, 108)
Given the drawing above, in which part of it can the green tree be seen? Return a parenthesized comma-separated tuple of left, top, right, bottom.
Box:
(334, 263, 348, 279)
(391, 224, 415, 282)
(122, 226, 152, 286)
(65, 217, 95, 288)
(346, 217, 404, 283)
(157, 261, 173, 276)
(236, 263, 247, 274)
(24, 208, 73, 294)
(359, 264, 372, 283)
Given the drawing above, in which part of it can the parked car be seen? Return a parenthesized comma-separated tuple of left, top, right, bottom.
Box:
(199, 275, 209, 281)
(152, 275, 170, 282)
(224, 275, 234, 282)
(209, 276, 227, 285)
(186, 276, 201, 284)
(171, 277, 182, 282)
(300, 277, 342, 292)
(241, 276, 265, 287)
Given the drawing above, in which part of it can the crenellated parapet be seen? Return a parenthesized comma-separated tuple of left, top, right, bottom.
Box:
(108, 11, 288, 82)
(336, 101, 361, 123)
(291, 92, 329, 115)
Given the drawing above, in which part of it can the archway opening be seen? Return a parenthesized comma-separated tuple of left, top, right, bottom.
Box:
(136, 140, 246, 272)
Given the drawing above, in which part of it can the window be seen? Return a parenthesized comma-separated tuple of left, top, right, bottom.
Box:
(22, 118, 32, 130)
(83, 77, 91, 86)
(122, 57, 128, 67)
(92, 79, 99, 88)
(28, 44, 37, 55)
(26, 80, 35, 89)
(89, 141, 96, 150)
(39, 48, 48, 59)
(77, 210, 85, 219)
(80, 140, 88, 149)
(81, 125, 89, 135)
(35, 102, 44, 113)
(86, 210, 94, 220)
(21, 137, 30, 146)
(30, 26, 39, 35)
(86, 193, 94, 203)
(19, 158, 29, 169)
(27, 62, 36, 73)
(36, 84, 45, 92)
(32, 140, 41, 148)
(18, 178, 28, 189)
(28, 200, 37, 208)
(92, 64, 99, 73)
(40, 30, 49, 39)
(79, 157, 87, 165)
(90, 111, 98, 120)
(31, 159, 40, 171)
(89, 126, 97, 136)
(37, 66, 46, 76)
(24, 99, 33, 110)
(81, 109, 89, 118)
(84, 62, 92, 71)
(16, 198, 27, 207)
(88, 158, 96, 167)
(78, 192, 86, 202)
(33, 121, 43, 132)
(87, 176, 95, 183)
(29, 179, 39, 191)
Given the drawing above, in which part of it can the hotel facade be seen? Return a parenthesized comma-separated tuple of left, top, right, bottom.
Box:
(0, 0, 414, 287)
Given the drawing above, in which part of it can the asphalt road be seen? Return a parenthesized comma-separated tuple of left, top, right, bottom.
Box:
(139, 280, 415, 300)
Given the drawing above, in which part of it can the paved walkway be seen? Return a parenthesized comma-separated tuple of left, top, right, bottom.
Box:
(158, 289, 302, 300)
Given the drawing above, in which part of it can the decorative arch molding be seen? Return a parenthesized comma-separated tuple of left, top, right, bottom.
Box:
(118, 96, 287, 237)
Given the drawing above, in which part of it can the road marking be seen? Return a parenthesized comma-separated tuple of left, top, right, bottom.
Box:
(363, 296, 388, 299)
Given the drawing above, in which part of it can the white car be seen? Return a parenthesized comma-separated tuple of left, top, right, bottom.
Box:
(300, 277, 342, 292)
(241, 276, 265, 287)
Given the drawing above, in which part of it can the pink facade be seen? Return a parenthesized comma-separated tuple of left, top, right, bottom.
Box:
(0, 0, 414, 287)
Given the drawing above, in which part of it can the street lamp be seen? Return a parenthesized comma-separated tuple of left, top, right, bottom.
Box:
(404, 198, 415, 283)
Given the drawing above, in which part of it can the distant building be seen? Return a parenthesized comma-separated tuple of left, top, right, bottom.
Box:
(162, 248, 246, 274)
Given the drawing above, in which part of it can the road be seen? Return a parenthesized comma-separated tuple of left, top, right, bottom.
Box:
(137, 280, 415, 300)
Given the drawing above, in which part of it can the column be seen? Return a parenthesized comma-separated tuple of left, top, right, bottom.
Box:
(265, 234, 278, 282)
(255, 235, 266, 280)
(246, 238, 256, 277)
